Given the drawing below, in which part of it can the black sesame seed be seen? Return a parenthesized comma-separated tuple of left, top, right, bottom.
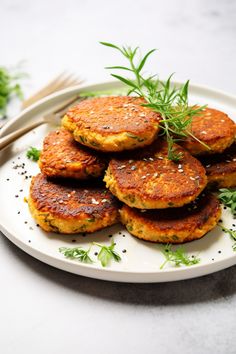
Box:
(24, 221, 28, 224)
(224, 206, 227, 210)
(122, 249, 127, 253)
(19, 189, 23, 192)
(108, 234, 112, 238)
(36, 224, 39, 227)
(28, 240, 31, 243)
(72, 239, 76, 242)
(15, 195, 19, 198)
(119, 232, 122, 235)
(6, 178, 9, 181)
(219, 219, 222, 223)
(122, 234, 126, 237)
(212, 258, 214, 261)
(218, 250, 222, 254)
(94, 252, 98, 256)
(17, 211, 20, 214)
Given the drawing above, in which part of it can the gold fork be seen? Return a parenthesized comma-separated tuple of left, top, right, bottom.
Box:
(21, 72, 83, 109)
(0, 95, 85, 150)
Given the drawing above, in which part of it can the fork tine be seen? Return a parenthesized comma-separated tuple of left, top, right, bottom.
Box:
(21, 72, 82, 109)
(65, 78, 83, 87)
(54, 74, 81, 90)
(21, 72, 67, 109)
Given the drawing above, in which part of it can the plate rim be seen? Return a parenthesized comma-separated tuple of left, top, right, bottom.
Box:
(1, 79, 236, 136)
(1, 80, 236, 283)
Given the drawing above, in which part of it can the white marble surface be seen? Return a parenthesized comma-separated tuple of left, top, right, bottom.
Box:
(1, 0, 236, 353)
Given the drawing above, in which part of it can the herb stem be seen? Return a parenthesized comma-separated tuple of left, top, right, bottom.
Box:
(101, 42, 208, 161)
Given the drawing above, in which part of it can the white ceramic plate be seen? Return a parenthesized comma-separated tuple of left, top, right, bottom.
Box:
(0, 81, 236, 283)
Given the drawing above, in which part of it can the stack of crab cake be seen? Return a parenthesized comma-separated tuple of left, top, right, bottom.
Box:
(28, 96, 236, 243)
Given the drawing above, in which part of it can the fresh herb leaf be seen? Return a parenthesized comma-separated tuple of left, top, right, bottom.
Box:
(59, 241, 122, 267)
(0, 66, 24, 118)
(101, 42, 209, 162)
(160, 244, 200, 269)
(26, 147, 41, 161)
(59, 246, 93, 263)
(93, 240, 121, 267)
(219, 224, 236, 251)
(218, 188, 236, 216)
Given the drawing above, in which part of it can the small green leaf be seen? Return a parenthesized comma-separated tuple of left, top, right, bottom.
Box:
(218, 188, 236, 216)
(26, 147, 41, 161)
(160, 244, 200, 269)
(97, 247, 112, 267)
(93, 240, 121, 267)
(111, 74, 138, 89)
(219, 224, 236, 251)
(100, 42, 121, 50)
(59, 246, 93, 263)
(105, 66, 132, 71)
(137, 49, 156, 73)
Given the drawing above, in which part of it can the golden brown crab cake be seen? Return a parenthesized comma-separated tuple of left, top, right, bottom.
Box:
(199, 144, 236, 188)
(62, 96, 161, 152)
(28, 173, 120, 234)
(180, 107, 236, 155)
(38, 128, 107, 179)
(120, 192, 221, 244)
(104, 140, 207, 209)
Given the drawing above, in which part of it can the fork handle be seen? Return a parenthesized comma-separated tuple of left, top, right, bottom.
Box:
(0, 119, 44, 150)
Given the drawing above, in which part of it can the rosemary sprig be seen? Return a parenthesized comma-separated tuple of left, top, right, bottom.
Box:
(101, 42, 208, 162)
(218, 188, 236, 216)
(59, 246, 93, 263)
(160, 244, 200, 269)
(93, 240, 121, 267)
(219, 224, 236, 251)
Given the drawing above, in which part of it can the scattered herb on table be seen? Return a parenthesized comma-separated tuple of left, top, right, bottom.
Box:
(59, 246, 93, 263)
(219, 224, 236, 251)
(26, 147, 41, 161)
(59, 240, 121, 267)
(0, 66, 24, 119)
(160, 244, 200, 269)
(218, 188, 236, 216)
(100, 42, 209, 162)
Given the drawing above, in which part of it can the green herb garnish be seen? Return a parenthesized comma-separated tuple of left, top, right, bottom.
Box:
(93, 240, 121, 267)
(26, 147, 41, 161)
(59, 240, 121, 267)
(101, 42, 209, 162)
(218, 188, 236, 216)
(59, 246, 93, 263)
(160, 244, 200, 269)
(0, 66, 24, 119)
(219, 224, 236, 251)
